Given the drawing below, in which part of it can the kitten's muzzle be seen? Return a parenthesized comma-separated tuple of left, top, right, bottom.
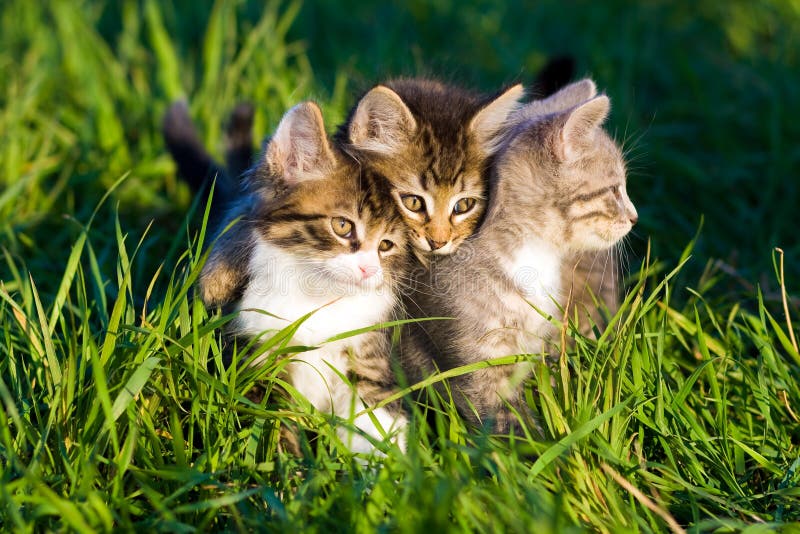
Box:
(358, 264, 379, 279)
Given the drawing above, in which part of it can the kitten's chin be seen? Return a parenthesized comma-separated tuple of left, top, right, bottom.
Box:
(573, 233, 620, 252)
(430, 243, 454, 256)
(568, 222, 631, 251)
(590, 227, 630, 250)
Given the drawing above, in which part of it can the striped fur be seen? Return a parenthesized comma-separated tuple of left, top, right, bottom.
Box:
(199, 102, 410, 454)
(337, 79, 524, 255)
(399, 82, 638, 434)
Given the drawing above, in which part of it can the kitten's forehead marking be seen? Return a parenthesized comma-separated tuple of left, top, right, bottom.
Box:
(401, 175, 437, 213)
(420, 169, 432, 191)
(412, 126, 469, 188)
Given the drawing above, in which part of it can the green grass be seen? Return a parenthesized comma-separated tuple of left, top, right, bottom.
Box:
(1, 0, 799, 531)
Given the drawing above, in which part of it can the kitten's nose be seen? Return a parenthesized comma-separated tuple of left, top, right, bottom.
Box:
(358, 265, 378, 279)
(629, 214, 638, 225)
(426, 238, 447, 251)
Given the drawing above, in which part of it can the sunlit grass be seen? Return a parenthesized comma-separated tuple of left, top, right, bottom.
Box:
(1, 0, 798, 531)
(2, 197, 798, 530)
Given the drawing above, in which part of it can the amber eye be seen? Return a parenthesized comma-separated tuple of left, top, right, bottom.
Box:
(453, 197, 477, 215)
(378, 239, 394, 252)
(331, 217, 354, 238)
(401, 194, 425, 213)
(611, 185, 622, 199)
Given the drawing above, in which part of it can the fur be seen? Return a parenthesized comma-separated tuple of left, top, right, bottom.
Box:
(201, 102, 411, 454)
(399, 81, 638, 434)
(162, 101, 254, 229)
(337, 79, 524, 255)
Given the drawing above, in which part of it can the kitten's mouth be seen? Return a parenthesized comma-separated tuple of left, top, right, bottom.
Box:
(613, 220, 635, 240)
(356, 274, 384, 289)
(419, 236, 454, 255)
(316, 268, 385, 294)
(596, 222, 633, 246)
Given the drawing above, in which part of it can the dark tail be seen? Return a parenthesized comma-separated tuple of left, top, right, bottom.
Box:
(223, 102, 255, 183)
(162, 101, 255, 228)
(533, 55, 576, 98)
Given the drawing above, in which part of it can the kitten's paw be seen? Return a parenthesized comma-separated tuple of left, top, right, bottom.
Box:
(200, 262, 244, 308)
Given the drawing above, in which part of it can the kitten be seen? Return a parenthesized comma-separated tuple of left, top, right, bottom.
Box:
(523, 79, 622, 335)
(399, 81, 638, 434)
(336, 79, 524, 255)
(201, 102, 411, 453)
(164, 64, 574, 258)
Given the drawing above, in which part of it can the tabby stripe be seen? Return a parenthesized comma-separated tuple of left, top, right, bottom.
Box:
(267, 212, 327, 223)
(353, 375, 396, 394)
(571, 186, 613, 203)
(272, 229, 306, 248)
(362, 187, 383, 217)
(572, 210, 613, 222)
(420, 169, 431, 191)
(304, 223, 337, 249)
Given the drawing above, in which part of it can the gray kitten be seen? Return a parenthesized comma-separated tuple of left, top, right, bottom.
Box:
(525, 80, 623, 336)
(399, 80, 638, 434)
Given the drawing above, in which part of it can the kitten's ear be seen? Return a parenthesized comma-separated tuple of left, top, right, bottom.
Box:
(470, 83, 525, 155)
(349, 86, 417, 154)
(557, 95, 610, 161)
(522, 78, 598, 120)
(265, 102, 335, 184)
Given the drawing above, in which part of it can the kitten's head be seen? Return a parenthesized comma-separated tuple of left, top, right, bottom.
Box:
(247, 102, 408, 292)
(339, 79, 524, 255)
(494, 80, 638, 252)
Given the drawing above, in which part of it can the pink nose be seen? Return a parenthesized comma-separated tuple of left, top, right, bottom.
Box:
(358, 265, 378, 278)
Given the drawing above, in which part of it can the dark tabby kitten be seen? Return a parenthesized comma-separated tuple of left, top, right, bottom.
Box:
(196, 102, 411, 453)
(400, 81, 638, 434)
(336, 79, 524, 255)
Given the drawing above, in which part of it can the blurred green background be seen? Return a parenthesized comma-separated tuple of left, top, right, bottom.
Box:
(2, 0, 799, 294)
(2, 2, 800, 530)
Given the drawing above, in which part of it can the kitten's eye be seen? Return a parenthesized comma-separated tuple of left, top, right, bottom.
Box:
(378, 239, 394, 252)
(611, 185, 622, 199)
(453, 197, 477, 215)
(401, 195, 425, 213)
(331, 217, 354, 238)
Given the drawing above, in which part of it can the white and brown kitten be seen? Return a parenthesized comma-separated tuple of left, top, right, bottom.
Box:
(400, 81, 638, 434)
(201, 102, 411, 454)
(337, 79, 524, 255)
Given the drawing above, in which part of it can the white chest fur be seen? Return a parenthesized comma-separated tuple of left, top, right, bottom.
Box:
(234, 237, 396, 347)
(233, 236, 406, 452)
(499, 240, 563, 348)
(505, 240, 562, 302)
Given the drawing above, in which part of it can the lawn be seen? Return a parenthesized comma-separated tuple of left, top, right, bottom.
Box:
(1, 0, 799, 531)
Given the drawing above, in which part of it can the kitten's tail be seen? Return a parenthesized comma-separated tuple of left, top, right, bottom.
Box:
(533, 55, 576, 98)
(222, 102, 256, 183)
(162, 101, 255, 224)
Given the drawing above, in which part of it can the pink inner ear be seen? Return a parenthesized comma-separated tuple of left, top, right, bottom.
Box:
(284, 151, 300, 173)
(265, 102, 335, 184)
